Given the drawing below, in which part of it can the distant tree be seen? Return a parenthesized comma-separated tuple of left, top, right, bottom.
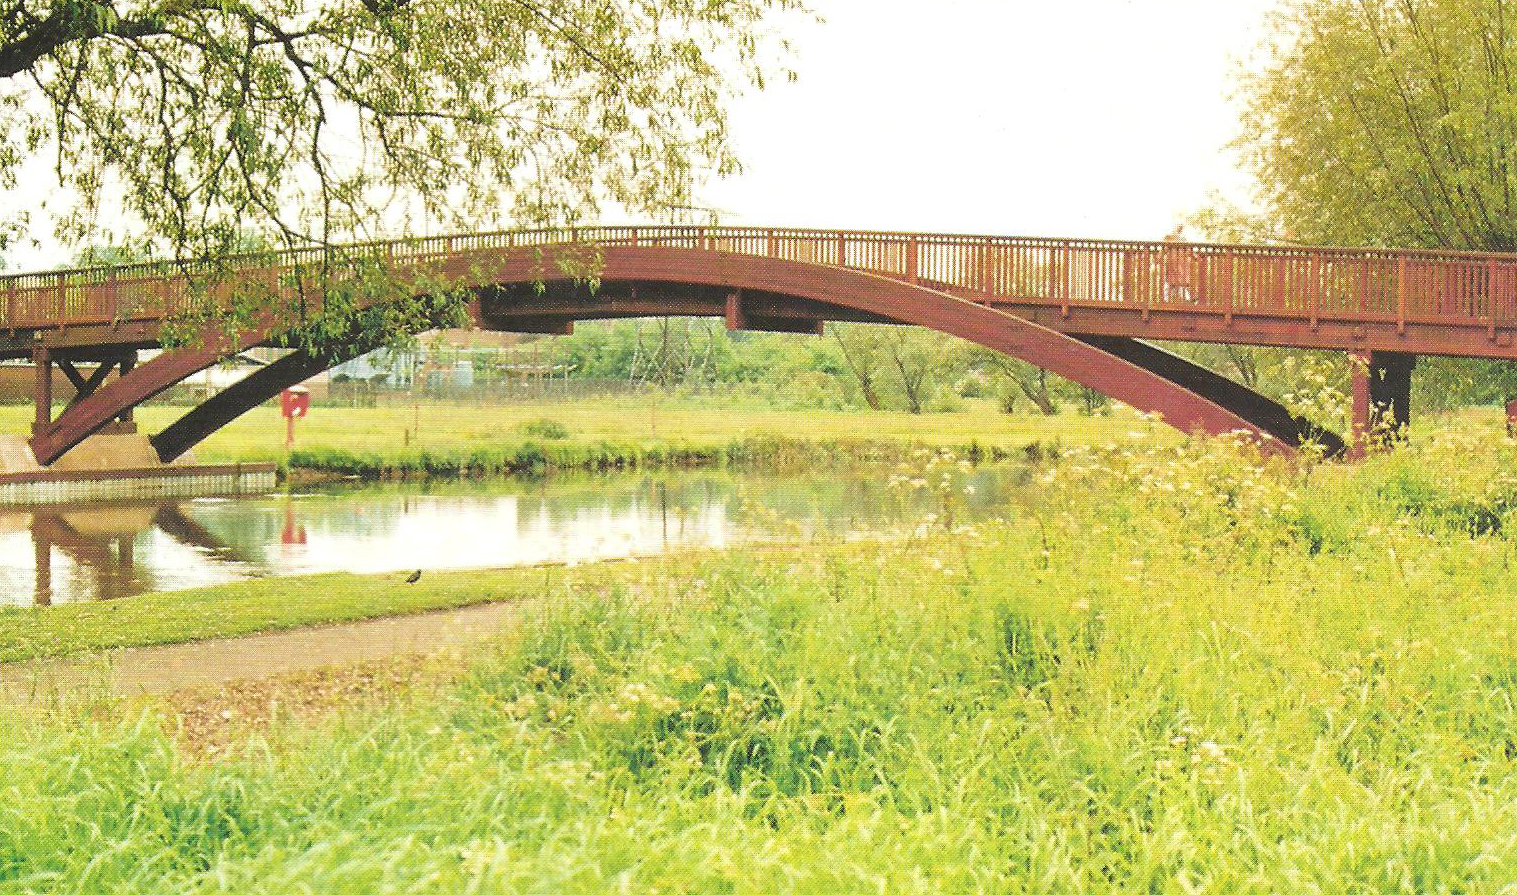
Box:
(1184, 192, 1284, 248)
(830, 325, 978, 413)
(627, 318, 727, 387)
(1075, 386, 1111, 416)
(882, 328, 940, 414)
(550, 321, 643, 380)
(73, 230, 268, 267)
(967, 346, 1060, 415)
(832, 324, 890, 411)
(1239, 0, 1517, 250)
(1175, 341, 1265, 391)
(73, 244, 146, 268)
(1231, 0, 1517, 407)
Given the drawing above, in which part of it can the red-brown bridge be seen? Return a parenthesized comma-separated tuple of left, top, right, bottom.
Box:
(5, 225, 1515, 466)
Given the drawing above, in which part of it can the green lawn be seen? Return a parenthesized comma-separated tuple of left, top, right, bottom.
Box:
(8, 423, 1517, 890)
(0, 396, 1166, 469)
(0, 556, 719, 664)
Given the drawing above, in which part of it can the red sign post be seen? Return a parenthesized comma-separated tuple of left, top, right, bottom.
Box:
(280, 386, 310, 448)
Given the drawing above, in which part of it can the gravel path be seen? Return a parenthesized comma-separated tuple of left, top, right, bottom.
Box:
(0, 598, 528, 699)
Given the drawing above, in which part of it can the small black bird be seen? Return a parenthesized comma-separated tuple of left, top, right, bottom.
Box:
(405, 570, 423, 584)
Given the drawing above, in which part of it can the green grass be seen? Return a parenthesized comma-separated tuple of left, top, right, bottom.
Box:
(11, 420, 1517, 890)
(0, 563, 647, 664)
(0, 397, 1163, 476)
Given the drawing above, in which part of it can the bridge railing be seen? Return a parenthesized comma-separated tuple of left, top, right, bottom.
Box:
(2, 225, 1516, 335)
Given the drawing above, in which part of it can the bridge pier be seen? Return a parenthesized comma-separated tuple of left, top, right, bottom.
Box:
(1349, 350, 1415, 459)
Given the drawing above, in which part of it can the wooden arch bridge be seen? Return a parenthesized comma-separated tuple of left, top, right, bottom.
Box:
(6, 225, 1517, 466)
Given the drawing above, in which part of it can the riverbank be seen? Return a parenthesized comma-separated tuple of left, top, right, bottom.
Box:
(10, 425, 1517, 890)
(4, 415, 1512, 663)
(281, 433, 1041, 479)
(0, 397, 1160, 479)
(0, 551, 752, 664)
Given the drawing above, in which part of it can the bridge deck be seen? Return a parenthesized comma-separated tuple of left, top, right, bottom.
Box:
(4, 226, 1517, 359)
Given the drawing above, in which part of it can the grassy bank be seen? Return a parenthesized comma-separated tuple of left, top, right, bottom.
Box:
(0, 563, 643, 664)
(281, 433, 1039, 478)
(9, 423, 1517, 889)
(0, 397, 1157, 477)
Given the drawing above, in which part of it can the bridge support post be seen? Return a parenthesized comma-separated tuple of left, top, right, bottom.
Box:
(55, 351, 139, 435)
(115, 352, 137, 433)
(725, 291, 745, 330)
(31, 347, 51, 435)
(1349, 350, 1415, 459)
(723, 290, 823, 335)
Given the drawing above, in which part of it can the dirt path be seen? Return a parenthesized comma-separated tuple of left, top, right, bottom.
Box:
(0, 599, 528, 700)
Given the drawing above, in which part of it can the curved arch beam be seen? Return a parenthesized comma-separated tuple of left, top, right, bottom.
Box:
(1077, 335, 1346, 456)
(36, 246, 1299, 465)
(148, 346, 370, 463)
(520, 248, 1296, 456)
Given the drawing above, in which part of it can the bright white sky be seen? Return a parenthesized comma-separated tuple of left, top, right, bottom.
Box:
(7, 0, 1281, 271)
(703, 0, 1281, 238)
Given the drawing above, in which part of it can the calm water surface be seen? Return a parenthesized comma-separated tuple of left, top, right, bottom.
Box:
(0, 465, 1034, 606)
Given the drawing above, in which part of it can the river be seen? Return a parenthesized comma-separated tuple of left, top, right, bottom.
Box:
(0, 463, 1035, 605)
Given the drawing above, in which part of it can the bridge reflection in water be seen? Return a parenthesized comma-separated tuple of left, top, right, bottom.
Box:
(0, 466, 1036, 606)
(0, 502, 252, 605)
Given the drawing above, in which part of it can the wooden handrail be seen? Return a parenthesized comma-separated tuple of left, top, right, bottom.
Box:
(5, 225, 1517, 332)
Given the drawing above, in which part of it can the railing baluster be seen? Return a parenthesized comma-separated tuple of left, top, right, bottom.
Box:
(1060, 240, 1071, 317)
(1222, 250, 1234, 318)
(981, 239, 993, 299)
(1491, 257, 1500, 341)
(1397, 255, 1408, 335)
(1307, 253, 1319, 330)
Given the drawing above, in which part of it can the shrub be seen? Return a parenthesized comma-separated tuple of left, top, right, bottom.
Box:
(517, 418, 571, 441)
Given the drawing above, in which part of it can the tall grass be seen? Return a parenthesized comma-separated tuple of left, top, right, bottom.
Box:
(10, 423, 1517, 890)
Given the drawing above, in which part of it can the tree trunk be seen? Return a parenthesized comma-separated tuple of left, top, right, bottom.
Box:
(833, 329, 885, 410)
(892, 350, 926, 414)
(1018, 369, 1058, 415)
(1224, 345, 1259, 389)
